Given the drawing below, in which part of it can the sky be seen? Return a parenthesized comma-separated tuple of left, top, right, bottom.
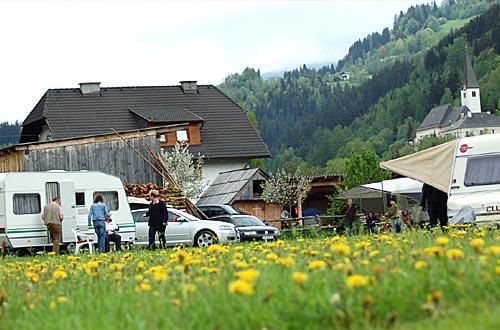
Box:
(0, 0, 432, 123)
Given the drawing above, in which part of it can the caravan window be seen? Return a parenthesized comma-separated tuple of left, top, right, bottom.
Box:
(13, 194, 41, 215)
(46, 182, 60, 204)
(464, 155, 500, 186)
(75, 192, 85, 207)
(93, 191, 119, 211)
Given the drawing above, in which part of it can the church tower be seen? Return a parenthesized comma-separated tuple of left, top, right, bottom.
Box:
(460, 52, 481, 113)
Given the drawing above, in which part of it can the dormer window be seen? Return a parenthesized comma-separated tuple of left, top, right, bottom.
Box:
(176, 130, 188, 142)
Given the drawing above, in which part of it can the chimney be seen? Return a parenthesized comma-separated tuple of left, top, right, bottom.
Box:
(180, 80, 198, 94)
(79, 82, 101, 95)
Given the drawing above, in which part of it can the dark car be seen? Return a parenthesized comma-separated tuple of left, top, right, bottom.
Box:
(197, 204, 247, 218)
(210, 215, 280, 241)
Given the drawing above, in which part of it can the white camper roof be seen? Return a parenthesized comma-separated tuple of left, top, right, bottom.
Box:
(380, 134, 500, 193)
(335, 177, 423, 200)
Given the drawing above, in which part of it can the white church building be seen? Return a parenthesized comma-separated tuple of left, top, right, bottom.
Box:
(415, 53, 500, 141)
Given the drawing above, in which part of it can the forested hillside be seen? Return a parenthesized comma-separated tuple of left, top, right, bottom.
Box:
(0, 121, 21, 148)
(219, 0, 499, 174)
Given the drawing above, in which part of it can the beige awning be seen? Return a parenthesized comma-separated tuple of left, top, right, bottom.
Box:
(380, 140, 458, 193)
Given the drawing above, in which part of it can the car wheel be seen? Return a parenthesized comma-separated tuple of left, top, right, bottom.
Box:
(194, 230, 218, 247)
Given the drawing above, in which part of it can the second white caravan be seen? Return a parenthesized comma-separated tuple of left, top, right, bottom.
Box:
(0, 171, 135, 251)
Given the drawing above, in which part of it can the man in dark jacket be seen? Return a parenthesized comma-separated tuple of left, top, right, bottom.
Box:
(341, 199, 357, 235)
(146, 190, 168, 250)
(420, 184, 448, 229)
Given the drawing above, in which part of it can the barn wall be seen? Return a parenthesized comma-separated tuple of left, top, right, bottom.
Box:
(0, 150, 25, 172)
(233, 200, 282, 222)
(24, 136, 162, 184)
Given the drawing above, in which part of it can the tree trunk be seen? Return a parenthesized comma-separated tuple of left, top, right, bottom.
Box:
(296, 193, 303, 218)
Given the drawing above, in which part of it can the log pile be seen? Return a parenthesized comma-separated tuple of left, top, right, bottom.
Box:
(113, 128, 207, 219)
(124, 182, 186, 209)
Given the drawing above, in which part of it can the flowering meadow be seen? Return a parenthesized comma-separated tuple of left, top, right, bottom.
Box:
(1, 228, 499, 329)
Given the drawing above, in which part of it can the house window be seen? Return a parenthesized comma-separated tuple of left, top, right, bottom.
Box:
(46, 182, 60, 204)
(176, 130, 188, 142)
(463, 92, 466, 98)
(472, 91, 476, 97)
(93, 191, 119, 211)
(13, 193, 41, 215)
(75, 192, 85, 207)
(159, 134, 166, 143)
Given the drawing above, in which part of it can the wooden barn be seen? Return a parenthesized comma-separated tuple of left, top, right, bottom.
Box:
(302, 174, 343, 216)
(197, 168, 282, 221)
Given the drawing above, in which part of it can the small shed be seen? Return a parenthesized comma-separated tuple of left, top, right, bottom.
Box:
(302, 175, 342, 216)
(197, 168, 282, 221)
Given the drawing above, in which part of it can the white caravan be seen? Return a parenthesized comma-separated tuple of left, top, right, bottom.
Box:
(448, 134, 500, 224)
(381, 134, 500, 225)
(0, 171, 135, 250)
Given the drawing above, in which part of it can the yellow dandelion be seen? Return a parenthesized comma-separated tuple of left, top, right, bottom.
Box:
(56, 296, 67, 303)
(331, 243, 351, 255)
(52, 270, 67, 280)
(308, 260, 327, 271)
(470, 238, 485, 252)
(183, 284, 196, 292)
(135, 282, 152, 292)
(346, 274, 369, 288)
(414, 260, 428, 270)
(228, 280, 254, 296)
(207, 267, 219, 274)
(446, 248, 464, 260)
(279, 257, 294, 267)
(292, 272, 309, 285)
(236, 269, 260, 283)
(436, 236, 449, 246)
(485, 245, 500, 256)
(426, 290, 443, 303)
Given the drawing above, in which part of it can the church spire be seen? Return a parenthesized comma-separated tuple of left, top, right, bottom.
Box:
(463, 51, 479, 89)
(461, 49, 481, 113)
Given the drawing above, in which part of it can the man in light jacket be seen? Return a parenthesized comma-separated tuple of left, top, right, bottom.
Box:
(42, 196, 64, 254)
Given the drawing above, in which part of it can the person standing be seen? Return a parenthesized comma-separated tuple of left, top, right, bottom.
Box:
(421, 184, 449, 229)
(42, 196, 64, 254)
(88, 194, 110, 253)
(341, 199, 357, 235)
(386, 198, 401, 233)
(146, 190, 168, 250)
(105, 216, 121, 252)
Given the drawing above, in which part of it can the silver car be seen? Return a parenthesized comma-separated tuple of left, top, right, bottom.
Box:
(132, 207, 239, 247)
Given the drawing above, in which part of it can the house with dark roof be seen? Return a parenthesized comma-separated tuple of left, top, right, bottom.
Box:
(2, 81, 270, 186)
(415, 53, 500, 140)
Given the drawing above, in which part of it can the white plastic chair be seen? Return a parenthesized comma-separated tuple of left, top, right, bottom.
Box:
(71, 228, 94, 254)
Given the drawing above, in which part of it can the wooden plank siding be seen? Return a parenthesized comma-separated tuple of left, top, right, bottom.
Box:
(232, 200, 282, 226)
(0, 136, 162, 184)
(0, 149, 25, 172)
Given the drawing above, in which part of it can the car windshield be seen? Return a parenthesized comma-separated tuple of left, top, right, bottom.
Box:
(231, 216, 265, 227)
(169, 208, 199, 221)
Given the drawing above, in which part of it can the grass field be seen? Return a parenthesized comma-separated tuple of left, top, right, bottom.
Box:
(1, 227, 499, 330)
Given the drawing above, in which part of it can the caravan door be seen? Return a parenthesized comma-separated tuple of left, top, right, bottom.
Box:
(60, 182, 77, 242)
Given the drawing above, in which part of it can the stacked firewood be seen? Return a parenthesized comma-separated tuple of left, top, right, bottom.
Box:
(124, 182, 186, 209)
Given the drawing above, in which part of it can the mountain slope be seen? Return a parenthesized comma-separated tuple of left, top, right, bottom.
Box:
(219, 0, 499, 173)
